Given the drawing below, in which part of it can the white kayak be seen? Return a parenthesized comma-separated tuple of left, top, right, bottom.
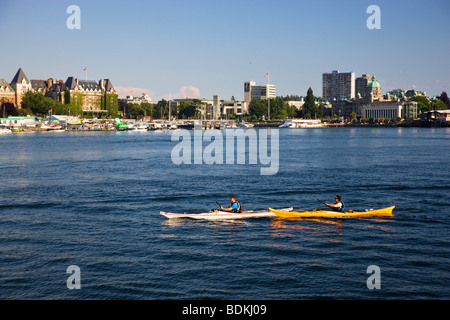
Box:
(160, 207, 293, 220)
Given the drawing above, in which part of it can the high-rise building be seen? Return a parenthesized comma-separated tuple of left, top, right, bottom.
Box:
(244, 81, 276, 105)
(322, 70, 355, 102)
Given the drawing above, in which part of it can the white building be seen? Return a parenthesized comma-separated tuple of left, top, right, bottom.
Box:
(0, 116, 39, 127)
(361, 101, 417, 119)
(222, 100, 247, 117)
(125, 93, 152, 104)
(286, 98, 305, 110)
(244, 81, 276, 106)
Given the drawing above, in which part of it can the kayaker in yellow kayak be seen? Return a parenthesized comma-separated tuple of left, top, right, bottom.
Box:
(219, 195, 242, 213)
(324, 195, 344, 212)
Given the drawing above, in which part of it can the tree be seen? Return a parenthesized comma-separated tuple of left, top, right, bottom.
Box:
(141, 102, 154, 118)
(439, 91, 450, 108)
(179, 103, 196, 119)
(21, 91, 68, 115)
(303, 87, 322, 118)
(431, 100, 447, 110)
(269, 97, 289, 119)
(155, 99, 168, 119)
(249, 100, 267, 119)
(410, 96, 430, 112)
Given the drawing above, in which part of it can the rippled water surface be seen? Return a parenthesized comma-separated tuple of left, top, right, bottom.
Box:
(0, 128, 449, 299)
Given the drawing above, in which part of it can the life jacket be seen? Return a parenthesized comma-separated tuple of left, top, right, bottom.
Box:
(332, 201, 345, 212)
(336, 201, 345, 212)
(229, 201, 242, 213)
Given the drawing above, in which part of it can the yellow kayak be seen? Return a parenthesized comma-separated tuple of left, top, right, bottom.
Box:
(269, 206, 395, 219)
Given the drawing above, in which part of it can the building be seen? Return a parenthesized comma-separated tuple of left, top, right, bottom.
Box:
(322, 70, 355, 101)
(10, 68, 32, 107)
(0, 78, 15, 104)
(170, 97, 247, 119)
(286, 98, 305, 110)
(63, 77, 118, 113)
(355, 74, 371, 101)
(361, 101, 418, 119)
(221, 100, 247, 117)
(244, 81, 276, 105)
(0, 116, 39, 127)
(213, 95, 220, 120)
(122, 93, 152, 105)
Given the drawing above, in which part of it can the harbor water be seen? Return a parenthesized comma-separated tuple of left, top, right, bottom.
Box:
(0, 127, 449, 299)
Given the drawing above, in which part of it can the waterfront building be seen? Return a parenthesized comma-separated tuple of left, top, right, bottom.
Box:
(10, 68, 32, 107)
(0, 116, 39, 127)
(244, 81, 276, 105)
(0, 78, 15, 105)
(65, 77, 103, 111)
(64, 77, 118, 113)
(221, 100, 247, 117)
(172, 97, 247, 119)
(361, 101, 418, 119)
(422, 109, 450, 122)
(322, 70, 355, 101)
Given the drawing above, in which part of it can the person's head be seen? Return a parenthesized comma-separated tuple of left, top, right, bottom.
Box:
(335, 195, 342, 202)
(230, 195, 237, 202)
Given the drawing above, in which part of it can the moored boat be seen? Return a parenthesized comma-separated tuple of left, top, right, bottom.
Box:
(279, 119, 327, 128)
(160, 207, 293, 220)
(269, 206, 395, 219)
(0, 127, 12, 134)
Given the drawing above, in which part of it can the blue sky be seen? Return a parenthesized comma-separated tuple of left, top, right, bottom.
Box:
(0, 0, 449, 101)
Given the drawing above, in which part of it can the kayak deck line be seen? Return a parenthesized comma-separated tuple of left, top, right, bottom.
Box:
(160, 207, 293, 220)
(269, 206, 395, 219)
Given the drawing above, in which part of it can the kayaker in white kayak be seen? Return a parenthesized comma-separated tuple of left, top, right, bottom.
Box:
(220, 195, 242, 213)
(325, 195, 344, 212)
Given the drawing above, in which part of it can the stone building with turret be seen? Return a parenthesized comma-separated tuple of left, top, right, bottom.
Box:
(10, 68, 32, 107)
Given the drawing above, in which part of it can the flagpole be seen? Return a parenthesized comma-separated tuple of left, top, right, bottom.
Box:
(267, 72, 270, 121)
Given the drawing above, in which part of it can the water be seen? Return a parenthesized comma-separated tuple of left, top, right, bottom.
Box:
(0, 128, 449, 299)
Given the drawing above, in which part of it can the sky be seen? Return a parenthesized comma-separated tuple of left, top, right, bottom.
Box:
(0, 0, 449, 101)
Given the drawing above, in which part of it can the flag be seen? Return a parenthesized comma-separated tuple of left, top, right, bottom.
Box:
(83, 67, 87, 71)
(264, 72, 269, 77)
(49, 109, 52, 113)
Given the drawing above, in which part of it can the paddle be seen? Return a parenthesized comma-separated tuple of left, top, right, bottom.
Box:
(317, 199, 327, 206)
(216, 201, 222, 208)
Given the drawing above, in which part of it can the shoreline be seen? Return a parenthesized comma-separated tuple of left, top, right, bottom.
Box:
(3, 123, 449, 133)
